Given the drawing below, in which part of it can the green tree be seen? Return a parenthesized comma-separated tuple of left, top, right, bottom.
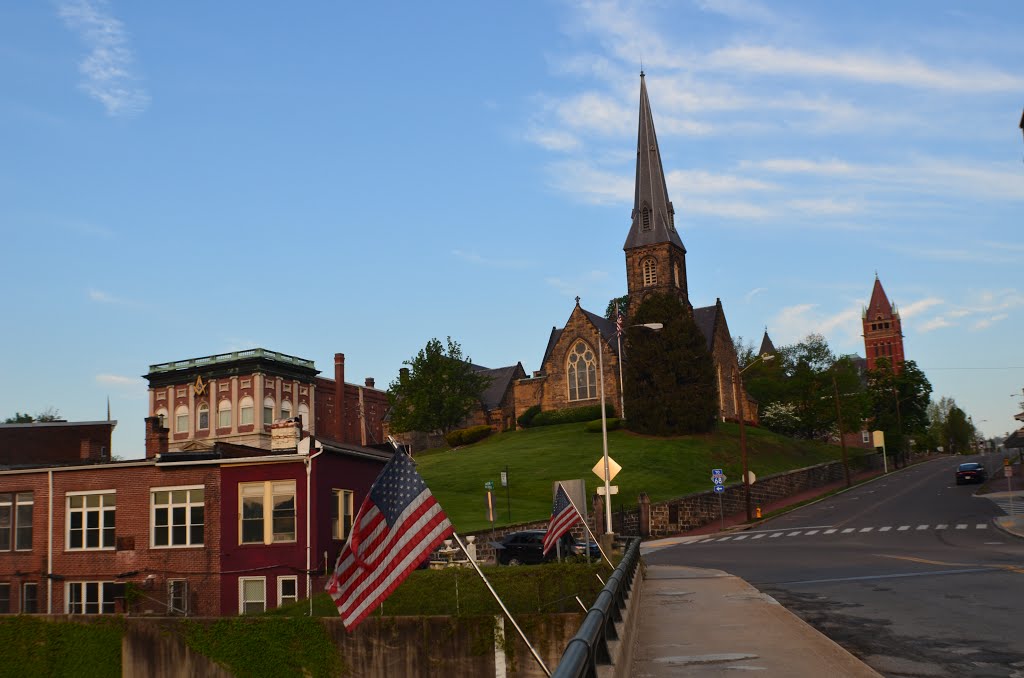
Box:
(4, 408, 61, 423)
(622, 292, 718, 435)
(604, 296, 629, 321)
(944, 406, 973, 455)
(866, 358, 932, 465)
(387, 337, 492, 436)
(777, 334, 840, 440)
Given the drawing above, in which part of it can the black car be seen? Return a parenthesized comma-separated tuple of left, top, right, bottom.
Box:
(494, 530, 600, 565)
(955, 462, 987, 485)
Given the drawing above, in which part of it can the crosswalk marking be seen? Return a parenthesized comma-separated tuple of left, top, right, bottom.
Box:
(976, 524, 987, 529)
(787, 531, 801, 536)
(916, 525, 928, 530)
(734, 535, 749, 540)
(842, 528, 855, 533)
(683, 521, 996, 547)
(897, 526, 910, 531)
(752, 533, 765, 539)
(824, 529, 837, 534)
(956, 524, 967, 530)
(804, 530, 819, 535)
(859, 527, 873, 533)
(936, 524, 947, 530)
(879, 526, 892, 532)
(770, 532, 783, 538)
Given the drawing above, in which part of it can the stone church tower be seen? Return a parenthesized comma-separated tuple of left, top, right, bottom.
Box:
(862, 275, 905, 373)
(624, 73, 690, 319)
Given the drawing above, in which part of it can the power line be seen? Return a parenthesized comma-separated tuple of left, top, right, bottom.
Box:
(922, 367, 1024, 370)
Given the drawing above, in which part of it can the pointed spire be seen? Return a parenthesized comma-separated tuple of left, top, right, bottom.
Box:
(106, 396, 111, 421)
(866, 276, 894, 319)
(624, 73, 685, 252)
(758, 329, 776, 357)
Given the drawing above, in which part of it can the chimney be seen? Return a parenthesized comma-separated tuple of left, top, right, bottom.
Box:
(399, 367, 410, 381)
(271, 418, 301, 451)
(365, 377, 375, 388)
(145, 416, 168, 459)
(335, 353, 345, 443)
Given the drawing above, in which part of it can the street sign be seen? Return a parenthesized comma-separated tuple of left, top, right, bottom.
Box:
(712, 468, 724, 476)
(745, 471, 757, 484)
(712, 476, 724, 485)
(500, 471, 508, 487)
(713, 485, 725, 493)
(596, 485, 619, 496)
(592, 456, 622, 482)
(484, 481, 494, 490)
(1007, 466, 1014, 478)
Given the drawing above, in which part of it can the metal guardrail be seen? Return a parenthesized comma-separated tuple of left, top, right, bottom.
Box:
(552, 537, 641, 678)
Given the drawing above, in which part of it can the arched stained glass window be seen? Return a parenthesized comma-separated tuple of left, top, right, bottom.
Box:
(567, 341, 598, 402)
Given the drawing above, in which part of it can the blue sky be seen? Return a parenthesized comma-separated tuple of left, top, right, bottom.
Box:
(2, 1, 1022, 457)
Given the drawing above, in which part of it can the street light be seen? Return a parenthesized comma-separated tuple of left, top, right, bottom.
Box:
(733, 353, 774, 522)
(617, 321, 664, 420)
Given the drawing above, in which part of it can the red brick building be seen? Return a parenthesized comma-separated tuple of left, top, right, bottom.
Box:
(862, 275, 905, 373)
(0, 418, 388, 616)
(0, 420, 115, 467)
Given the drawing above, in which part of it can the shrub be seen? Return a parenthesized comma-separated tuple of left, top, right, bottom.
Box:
(530, 404, 616, 428)
(517, 405, 541, 428)
(445, 425, 493, 447)
(584, 418, 620, 432)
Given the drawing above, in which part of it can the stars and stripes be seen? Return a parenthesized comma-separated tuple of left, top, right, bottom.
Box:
(616, 311, 624, 337)
(326, 450, 453, 631)
(542, 483, 582, 555)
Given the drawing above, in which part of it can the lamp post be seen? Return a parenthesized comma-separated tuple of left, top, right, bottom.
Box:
(616, 322, 663, 420)
(597, 329, 613, 535)
(733, 353, 774, 522)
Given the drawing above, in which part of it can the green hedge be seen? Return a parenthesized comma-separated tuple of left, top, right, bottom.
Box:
(584, 418, 620, 432)
(445, 425, 493, 448)
(530, 404, 616, 428)
(517, 404, 541, 428)
(0, 617, 123, 678)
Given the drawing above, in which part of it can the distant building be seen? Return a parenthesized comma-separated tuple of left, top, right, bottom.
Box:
(0, 420, 115, 468)
(862, 275, 905, 373)
(144, 348, 388, 451)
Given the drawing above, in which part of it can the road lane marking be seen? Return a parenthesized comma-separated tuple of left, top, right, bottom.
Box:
(752, 534, 765, 539)
(976, 524, 987, 529)
(859, 527, 873, 532)
(876, 554, 1024, 574)
(804, 530, 819, 535)
(774, 567, 994, 586)
(916, 525, 928, 530)
(787, 531, 802, 536)
(879, 526, 892, 532)
(841, 528, 855, 533)
(733, 535, 749, 540)
(956, 524, 968, 530)
(770, 532, 783, 538)
(936, 524, 947, 530)
(824, 529, 837, 534)
(897, 525, 910, 531)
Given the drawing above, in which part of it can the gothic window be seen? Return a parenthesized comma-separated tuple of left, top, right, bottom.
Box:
(642, 258, 658, 287)
(567, 341, 598, 402)
(641, 205, 651, 230)
(674, 262, 680, 288)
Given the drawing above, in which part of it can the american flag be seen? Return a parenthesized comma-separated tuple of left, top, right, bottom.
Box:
(326, 450, 453, 631)
(542, 483, 582, 555)
(616, 311, 624, 337)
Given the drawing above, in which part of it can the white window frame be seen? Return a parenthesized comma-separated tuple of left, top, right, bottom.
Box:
(861, 430, 871, 444)
(66, 490, 116, 551)
(277, 576, 298, 608)
(239, 577, 266, 615)
(331, 489, 354, 540)
(175, 406, 189, 433)
(151, 485, 205, 548)
(66, 581, 118, 614)
(298, 403, 309, 429)
(280, 400, 292, 420)
(239, 480, 296, 545)
(567, 341, 598, 402)
(156, 408, 169, 430)
(263, 397, 275, 425)
(0, 494, 10, 551)
(239, 397, 254, 426)
(21, 582, 38, 613)
(217, 399, 232, 429)
(197, 403, 210, 431)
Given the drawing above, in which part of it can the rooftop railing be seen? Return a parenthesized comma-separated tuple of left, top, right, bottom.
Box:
(148, 348, 315, 374)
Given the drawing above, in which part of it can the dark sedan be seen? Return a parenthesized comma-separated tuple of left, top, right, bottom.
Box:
(955, 462, 987, 485)
(494, 530, 600, 565)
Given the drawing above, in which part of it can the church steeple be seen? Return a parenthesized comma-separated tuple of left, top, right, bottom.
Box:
(862, 274, 905, 373)
(623, 73, 690, 316)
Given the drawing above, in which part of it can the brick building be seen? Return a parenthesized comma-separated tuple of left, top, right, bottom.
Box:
(0, 417, 388, 616)
(144, 348, 389, 451)
(0, 420, 115, 467)
(513, 73, 755, 425)
(862, 275, 905, 373)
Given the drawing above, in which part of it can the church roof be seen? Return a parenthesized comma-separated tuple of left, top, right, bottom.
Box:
(692, 305, 718, 351)
(540, 307, 619, 370)
(623, 73, 685, 252)
(865, 275, 898, 319)
(758, 330, 776, 356)
(473, 363, 525, 411)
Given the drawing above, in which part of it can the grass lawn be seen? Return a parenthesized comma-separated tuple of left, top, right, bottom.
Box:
(416, 422, 868, 532)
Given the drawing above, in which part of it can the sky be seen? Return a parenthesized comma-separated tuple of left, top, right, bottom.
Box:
(1, 1, 1022, 458)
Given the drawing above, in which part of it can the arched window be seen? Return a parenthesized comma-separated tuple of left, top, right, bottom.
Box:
(642, 258, 658, 287)
(298, 404, 310, 429)
(674, 262, 680, 288)
(280, 400, 292, 421)
(567, 341, 598, 402)
(197, 403, 209, 431)
(175, 406, 189, 434)
(156, 409, 169, 430)
(239, 397, 255, 426)
(641, 205, 651, 230)
(218, 400, 232, 429)
(263, 397, 275, 426)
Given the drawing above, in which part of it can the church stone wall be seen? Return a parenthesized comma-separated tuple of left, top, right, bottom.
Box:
(536, 310, 621, 419)
(624, 244, 688, 318)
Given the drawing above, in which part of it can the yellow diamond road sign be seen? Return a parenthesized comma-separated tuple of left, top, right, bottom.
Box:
(592, 456, 621, 482)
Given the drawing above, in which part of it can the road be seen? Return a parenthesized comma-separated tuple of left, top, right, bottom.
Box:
(645, 455, 1024, 677)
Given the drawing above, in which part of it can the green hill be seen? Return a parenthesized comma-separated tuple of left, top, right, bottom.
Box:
(416, 422, 867, 532)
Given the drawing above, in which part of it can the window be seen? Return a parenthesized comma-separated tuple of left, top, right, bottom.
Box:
(0, 494, 10, 550)
(156, 408, 169, 430)
(280, 400, 292, 420)
(175, 406, 189, 434)
(331, 489, 354, 540)
(674, 262, 680, 288)
(240, 481, 296, 544)
(298, 404, 309, 429)
(641, 205, 651, 229)
(278, 576, 298, 607)
(217, 400, 232, 429)
(168, 580, 189, 615)
(0, 584, 9, 613)
(239, 577, 266, 614)
(263, 397, 275, 425)
(15, 492, 32, 550)
(197, 403, 209, 431)
(67, 581, 118, 614)
(21, 583, 37, 613)
(67, 491, 116, 550)
(861, 431, 870, 444)
(642, 258, 657, 286)
(152, 487, 204, 547)
(239, 397, 254, 426)
(567, 341, 597, 402)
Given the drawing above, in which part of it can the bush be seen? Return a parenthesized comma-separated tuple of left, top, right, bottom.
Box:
(584, 418, 620, 432)
(530, 404, 616, 428)
(517, 405, 541, 428)
(445, 425, 493, 447)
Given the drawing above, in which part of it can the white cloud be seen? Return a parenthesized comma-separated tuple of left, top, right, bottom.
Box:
(771, 303, 861, 345)
(546, 160, 633, 205)
(919, 317, 953, 332)
(524, 127, 581, 152)
(786, 198, 861, 215)
(972, 313, 1008, 331)
(555, 92, 633, 136)
(451, 250, 530, 269)
(88, 288, 127, 304)
(744, 287, 766, 303)
(95, 374, 142, 387)
(900, 297, 944, 319)
(545, 270, 609, 297)
(695, 0, 783, 26)
(679, 197, 773, 219)
(667, 169, 776, 194)
(57, 0, 149, 116)
(743, 158, 856, 175)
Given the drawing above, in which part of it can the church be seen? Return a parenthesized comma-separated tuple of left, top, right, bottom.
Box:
(512, 74, 756, 426)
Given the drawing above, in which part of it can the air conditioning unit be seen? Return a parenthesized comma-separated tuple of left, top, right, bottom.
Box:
(167, 580, 189, 616)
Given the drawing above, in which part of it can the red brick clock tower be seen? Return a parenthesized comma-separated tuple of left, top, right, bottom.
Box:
(862, 275, 905, 373)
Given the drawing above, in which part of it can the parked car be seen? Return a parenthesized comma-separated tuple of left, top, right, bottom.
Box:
(955, 462, 987, 485)
(494, 530, 601, 565)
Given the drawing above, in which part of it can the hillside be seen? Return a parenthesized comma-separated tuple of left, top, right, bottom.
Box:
(416, 422, 867, 532)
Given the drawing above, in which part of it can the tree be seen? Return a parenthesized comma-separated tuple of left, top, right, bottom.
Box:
(622, 292, 718, 435)
(387, 337, 492, 436)
(866, 358, 932, 465)
(944, 406, 973, 455)
(4, 408, 61, 423)
(604, 296, 628, 321)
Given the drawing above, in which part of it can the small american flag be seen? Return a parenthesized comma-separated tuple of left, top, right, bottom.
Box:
(542, 483, 582, 555)
(326, 450, 453, 630)
(616, 311, 624, 337)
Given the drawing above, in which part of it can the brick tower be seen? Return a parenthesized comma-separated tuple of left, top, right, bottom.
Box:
(862, 275, 905, 372)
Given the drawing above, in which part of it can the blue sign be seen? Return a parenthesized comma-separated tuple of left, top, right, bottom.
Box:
(713, 485, 725, 493)
(712, 477, 724, 486)
(712, 468, 724, 476)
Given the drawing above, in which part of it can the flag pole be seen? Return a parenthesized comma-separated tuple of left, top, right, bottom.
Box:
(560, 487, 614, 569)
(451, 531, 551, 677)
